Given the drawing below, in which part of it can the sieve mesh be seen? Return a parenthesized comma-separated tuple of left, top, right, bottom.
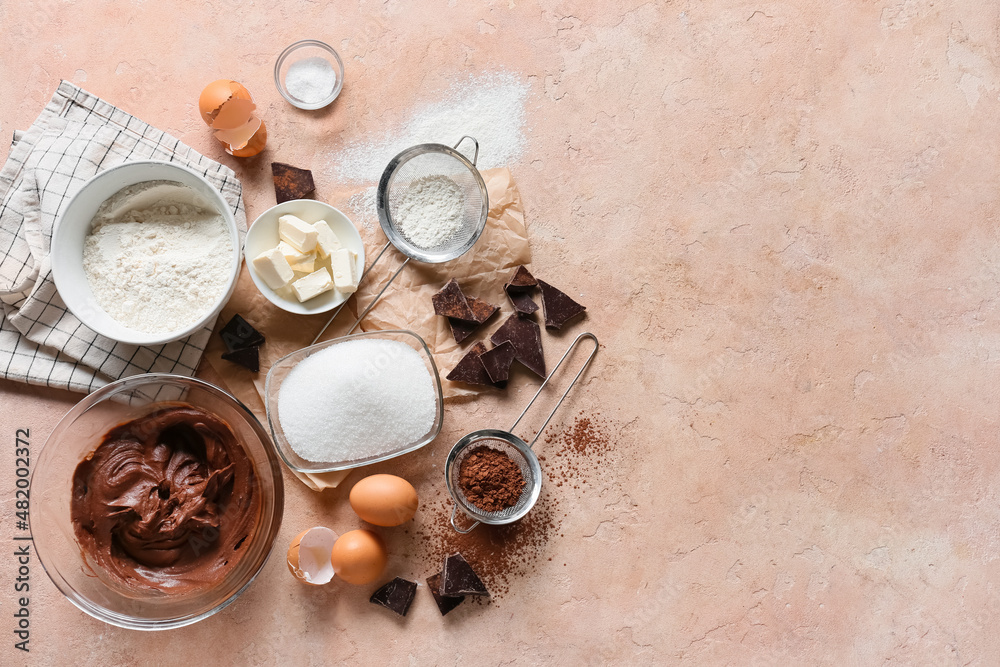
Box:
(446, 434, 540, 523)
(380, 147, 487, 262)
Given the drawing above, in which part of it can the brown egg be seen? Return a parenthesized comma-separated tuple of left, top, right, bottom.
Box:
(349, 474, 419, 527)
(286, 526, 337, 585)
(330, 529, 387, 585)
(198, 79, 253, 127)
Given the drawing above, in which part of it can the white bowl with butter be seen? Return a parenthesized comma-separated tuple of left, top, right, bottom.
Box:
(245, 200, 364, 315)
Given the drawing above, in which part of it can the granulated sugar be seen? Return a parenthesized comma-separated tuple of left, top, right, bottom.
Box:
(285, 56, 338, 105)
(277, 339, 437, 463)
(332, 71, 529, 184)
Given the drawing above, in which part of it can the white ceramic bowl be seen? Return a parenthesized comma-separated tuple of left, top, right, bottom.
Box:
(244, 199, 364, 315)
(50, 161, 241, 346)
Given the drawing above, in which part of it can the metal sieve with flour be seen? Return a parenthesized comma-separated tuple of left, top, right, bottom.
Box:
(446, 332, 600, 533)
(312, 136, 488, 343)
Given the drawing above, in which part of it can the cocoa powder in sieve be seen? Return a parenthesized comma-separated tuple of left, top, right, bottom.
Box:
(415, 414, 621, 600)
(458, 446, 526, 512)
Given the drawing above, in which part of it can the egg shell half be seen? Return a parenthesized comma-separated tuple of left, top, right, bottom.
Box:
(330, 529, 387, 585)
(227, 118, 267, 157)
(287, 526, 338, 585)
(198, 79, 254, 127)
(349, 474, 419, 527)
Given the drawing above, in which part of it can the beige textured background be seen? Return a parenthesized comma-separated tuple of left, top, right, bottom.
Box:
(2, 0, 1000, 664)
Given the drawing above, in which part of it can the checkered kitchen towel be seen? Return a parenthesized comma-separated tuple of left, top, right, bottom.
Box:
(0, 81, 245, 394)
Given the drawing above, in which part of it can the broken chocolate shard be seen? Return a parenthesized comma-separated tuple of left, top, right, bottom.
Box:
(370, 577, 418, 617)
(505, 265, 537, 292)
(219, 313, 265, 352)
(538, 280, 587, 329)
(221, 345, 259, 373)
(447, 296, 499, 343)
(271, 162, 315, 204)
(448, 318, 479, 344)
(479, 341, 517, 385)
(432, 279, 476, 321)
(490, 314, 546, 378)
(441, 553, 489, 597)
(426, 572, 464, 616)
(467, 296, 498, 324)
(446, 342, 493, 385)
(505, 286, 538, 316)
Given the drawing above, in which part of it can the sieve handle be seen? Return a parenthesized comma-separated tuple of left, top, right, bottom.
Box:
(450, 504, 480, 534)
(344, 257, 410, 334)
(510, 332, 600, 449)
(311, 241, 393, 345)
(454, 136, 480, 166)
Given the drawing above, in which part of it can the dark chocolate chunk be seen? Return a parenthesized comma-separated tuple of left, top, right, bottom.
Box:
(479, 341, 517, 385)
(446, 342, 493, 385)
(221, 345, 259, 373)
(370, 577, 417, 617)
(271, 162, 315, 204)
(505, 265, 537, 292)
(538, 280, 587, 329)
(447, 296, 498, 343)
(467, 296, 498, 324)
(426, 572, 464, 616)
(432, 279, 476, 321)
(441, 553, 489, 597)
(219, 313, 265, 352)
(490, 314, 545, 378)
(448, 318, 479, 344)
(505, 286, 538, 316)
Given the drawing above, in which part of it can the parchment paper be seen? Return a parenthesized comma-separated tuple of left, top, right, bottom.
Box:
(205, 167, 530, 491)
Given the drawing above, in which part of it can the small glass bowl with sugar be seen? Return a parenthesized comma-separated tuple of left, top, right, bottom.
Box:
(274, 39, 344, 110)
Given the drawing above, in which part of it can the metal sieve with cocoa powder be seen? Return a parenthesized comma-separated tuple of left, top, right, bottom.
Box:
(445, 332, 599, 533)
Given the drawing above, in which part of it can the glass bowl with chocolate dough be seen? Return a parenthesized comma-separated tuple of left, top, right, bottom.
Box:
(30, 374, 284, 630)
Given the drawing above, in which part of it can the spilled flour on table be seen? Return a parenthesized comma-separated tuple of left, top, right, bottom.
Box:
(335, 71, 530, 230)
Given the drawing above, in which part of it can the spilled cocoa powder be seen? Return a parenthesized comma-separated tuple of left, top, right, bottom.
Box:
(414, 413, 619, 600)
(458, 446, 526, 512)
(539, 413, 614, 491)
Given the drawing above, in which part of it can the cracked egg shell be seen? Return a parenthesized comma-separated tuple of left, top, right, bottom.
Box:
(199, 79, 254, 128)
(215, 115, 262, 151)
(330, 529, 387, 585)
(225, 118, 267, 157)
(286, 526, 338, 585)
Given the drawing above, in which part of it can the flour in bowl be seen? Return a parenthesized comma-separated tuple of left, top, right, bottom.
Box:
(81, 180, 233, 334)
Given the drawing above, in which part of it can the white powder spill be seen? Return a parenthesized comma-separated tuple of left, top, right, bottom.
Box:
(347, 185, 378, 232)
(332, 71, 530, 184)
(278, 339, 437, 463)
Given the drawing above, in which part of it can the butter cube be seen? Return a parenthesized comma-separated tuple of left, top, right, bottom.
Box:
(291, 256, 316, 273)
(278, 241, 311, 265)
(252, 247, 294, 290)
(278, 214, 318, 253)
(312, 220, 342, 258)
(331, 248, 358, 294)
(292, 267, 335, 302)
(278, 241, 316, 272)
